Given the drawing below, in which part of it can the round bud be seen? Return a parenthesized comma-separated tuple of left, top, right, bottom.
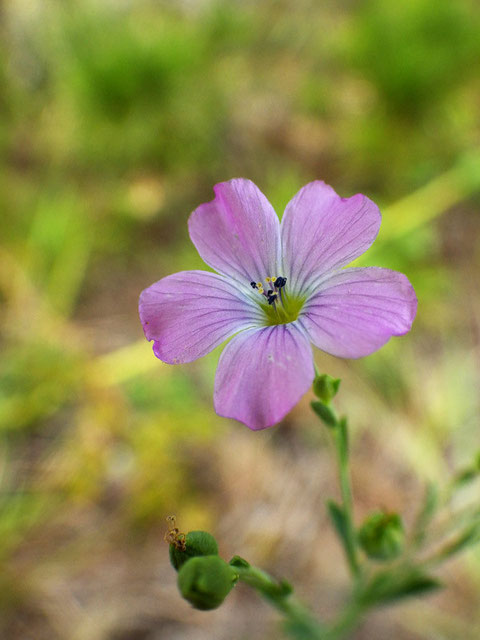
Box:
(358, 511, 405, 561)
(169, 530, 219, 571)
(312, 374, 341, 403)
(177, 555, 237, 610)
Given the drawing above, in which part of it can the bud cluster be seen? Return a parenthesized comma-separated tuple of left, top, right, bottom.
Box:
(167, 518, 237, 610)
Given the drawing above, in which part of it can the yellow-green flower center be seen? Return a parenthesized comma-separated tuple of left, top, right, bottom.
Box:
(260, 292, 305, 325)
(250, 276, 305, 325)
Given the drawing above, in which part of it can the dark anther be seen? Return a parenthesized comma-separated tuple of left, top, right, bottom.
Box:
(250, 281, 257, 289)
(274, 277, 287, 288)
(267, 289, 273, 296)
(267, 293, 278, 305)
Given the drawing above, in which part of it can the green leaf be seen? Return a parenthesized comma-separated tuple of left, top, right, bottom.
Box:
(453, 468, 480, 489)
(311, 401, 337, 427)
(327, 500, 349, 547)
(361, 568, 441, 606)
(438, 522, 480, 559)
(229, 555, 250, 569)
(413, 482, 438, 545)
(278, 579, 294, 596)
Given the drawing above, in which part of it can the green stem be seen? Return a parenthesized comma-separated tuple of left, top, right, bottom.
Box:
(321, 601, 366, 640)
(235, 565, 326, 639)
(332, 418, 361, 579)
(236, 563, 369, 640)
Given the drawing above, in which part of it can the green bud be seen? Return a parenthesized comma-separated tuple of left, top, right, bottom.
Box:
(178, 555, 237, 610)
(170, 530, 219, 571)
(358, 511, 405, 561)
(313, 374, 341, 403)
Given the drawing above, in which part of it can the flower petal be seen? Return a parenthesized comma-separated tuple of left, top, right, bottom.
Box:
(188, 179, 281, 286)
(214, 323, 314, 430)
(299, 267, 417, 359)
(281, 181, 381, 296)
(139, 270, 263, 364)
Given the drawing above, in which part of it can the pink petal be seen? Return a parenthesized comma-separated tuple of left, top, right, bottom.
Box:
(214, 323, 314, 430)
(299, 267, 417, 359)
(281, 181, 381, 296)
(139, 270, 263, 364)
(188, 179, 281, 286)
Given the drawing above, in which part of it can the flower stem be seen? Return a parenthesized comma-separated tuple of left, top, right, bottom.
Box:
(334, 420, 361, 580)
(320, 601, 366, 640)
(235, 562, 370, 640)
(311, 373, 361, 579)
(234, 564, 326, 639)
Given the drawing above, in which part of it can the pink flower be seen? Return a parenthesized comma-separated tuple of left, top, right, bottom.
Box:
(139, 180, 417, 430)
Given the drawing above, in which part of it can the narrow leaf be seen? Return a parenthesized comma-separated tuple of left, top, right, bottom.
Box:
(229, 555, 250, 569)
(327, 500, 349, 547)
(311, 401, 337, 427)
(278, 579, 294, 596)
(361, 568, 442, 606)
(413, 482, 438, 546)
(438, 522, 480, 559)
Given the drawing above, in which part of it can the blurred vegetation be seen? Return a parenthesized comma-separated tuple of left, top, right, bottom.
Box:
(0, 0, 479, 638)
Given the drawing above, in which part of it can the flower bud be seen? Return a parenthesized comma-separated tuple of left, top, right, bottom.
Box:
(178, 555, 237, 610)
(358, 511, 405, 561)
(169, 530, 219, 571)
(313, 374, 341, 404)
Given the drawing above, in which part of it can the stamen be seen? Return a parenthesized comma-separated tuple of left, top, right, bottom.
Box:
(249, 275, 301, 324)
(250, 277, 286, 301)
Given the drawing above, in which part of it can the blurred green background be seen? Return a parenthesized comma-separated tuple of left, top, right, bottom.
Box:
(1, 0, 480, 638)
